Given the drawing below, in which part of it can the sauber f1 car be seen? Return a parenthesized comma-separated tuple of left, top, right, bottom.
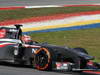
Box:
(0, 24, 99, 74)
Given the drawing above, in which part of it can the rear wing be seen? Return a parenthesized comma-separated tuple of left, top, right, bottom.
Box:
(0, 24, 23, 39)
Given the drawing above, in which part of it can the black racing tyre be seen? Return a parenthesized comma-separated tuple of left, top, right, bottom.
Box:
(74, 47, 88, 54)
(32, 47, 56, 71)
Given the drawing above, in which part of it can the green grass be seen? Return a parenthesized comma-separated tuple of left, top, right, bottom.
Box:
(30, 28, 100, 62)
(0, 6, 100, 22)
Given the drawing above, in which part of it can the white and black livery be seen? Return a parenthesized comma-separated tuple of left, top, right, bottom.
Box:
(0, 24, 99, 74)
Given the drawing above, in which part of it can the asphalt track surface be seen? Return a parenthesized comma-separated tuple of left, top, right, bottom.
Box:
(0, 62, 82, 75)
(0, 0, 100, 75)
(0, 0, 100, 6)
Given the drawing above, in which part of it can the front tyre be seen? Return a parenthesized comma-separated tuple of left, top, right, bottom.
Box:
(32, 47, 53, 71)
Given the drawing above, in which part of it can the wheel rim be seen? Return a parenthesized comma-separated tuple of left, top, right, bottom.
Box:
(34, 48, 51, 70)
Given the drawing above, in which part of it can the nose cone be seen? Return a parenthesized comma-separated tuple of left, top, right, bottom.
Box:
(78, 52, 94, 60)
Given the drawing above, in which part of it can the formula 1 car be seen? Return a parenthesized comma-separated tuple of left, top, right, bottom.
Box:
(0, 24, 99, 73)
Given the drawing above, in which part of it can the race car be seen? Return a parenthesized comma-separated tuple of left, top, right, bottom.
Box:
(0, 24, 99, 73)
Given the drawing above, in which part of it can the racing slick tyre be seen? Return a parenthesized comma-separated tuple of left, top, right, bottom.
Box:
(31, 47, 56, 71)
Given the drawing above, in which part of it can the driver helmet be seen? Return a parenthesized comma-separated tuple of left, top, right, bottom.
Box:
(21, 35, 32, 43)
